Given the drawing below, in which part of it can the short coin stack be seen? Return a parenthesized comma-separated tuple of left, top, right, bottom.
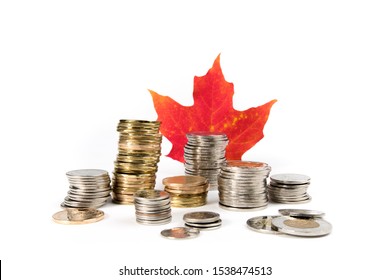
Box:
(62, 169, 111, 208)
(112, 120, 162, 204)
(218, 161, 271, 211)
(184, 132, 228, 190)
(163, 175, 209, 207)
(268, 173, 311, 204)
(134, 190, 171, 225)
(183, 211, 222, 230)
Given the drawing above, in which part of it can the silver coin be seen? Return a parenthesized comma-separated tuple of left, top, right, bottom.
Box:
(247, 216, 281, 234)
(219, 202, 267, 212)
(185, 223, 222, 231)
(271, 216, 332, 237)
(185, 219, 222, 228)
(278, 209, 325, 218)
(160, 227, 200, 239)
(270, 173, 311, 185)
(66, 169, 109, 178)
(270, 195, 312, 204)
(137, 217, 172, 225)
(183, 211, 220, 223)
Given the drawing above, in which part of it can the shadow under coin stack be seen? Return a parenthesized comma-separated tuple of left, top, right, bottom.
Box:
(268, 173, 311, 204)
(112, 120, 162, 204)
(163, 175, 209, 207)
(62, 169, 111, 208)
(134, 190, 171, 225)
(218, 161, 271, 211)
(184, 132, 228, 190)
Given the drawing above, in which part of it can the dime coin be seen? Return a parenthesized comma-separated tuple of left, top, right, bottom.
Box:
(160, 227, 200, 239)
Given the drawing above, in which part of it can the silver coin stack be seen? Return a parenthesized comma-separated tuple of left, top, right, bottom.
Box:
(218, 161, 271, 211)
(183, 211, 222, 230)
(134, 190, 172, 225)
(184, 132, 228, 190)
(268, 173, 311, 204)
(62, 169, 111, 208)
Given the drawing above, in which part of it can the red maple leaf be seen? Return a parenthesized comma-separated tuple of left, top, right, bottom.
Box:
(149, 54, 277, 163)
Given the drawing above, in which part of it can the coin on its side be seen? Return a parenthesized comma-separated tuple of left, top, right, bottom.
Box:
(160, 227, 200, 239)
(52, 208, 104, 225)
(246, 216, 281, 234)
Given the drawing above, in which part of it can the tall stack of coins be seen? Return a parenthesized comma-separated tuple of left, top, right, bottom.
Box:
(163, 175, 209, 207)
(62, 169, 111, 208)
(184, 132, 228, 190)
(112, 120, 162, 204)
(134, 190, 171, 225)
(268, 173, 311, 204)
(218, 161, 271, 211)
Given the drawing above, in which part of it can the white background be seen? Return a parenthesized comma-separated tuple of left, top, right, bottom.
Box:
(1, 0, 389, 279)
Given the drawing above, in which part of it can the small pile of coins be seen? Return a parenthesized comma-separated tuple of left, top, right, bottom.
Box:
(247, 209, 332, 237)
(134, 190, 171, 225)
(112, 120, 162, 204)
(163, 175, 209, 207)
(218, 161, 271, 211)
(62, 169, 111, 208)
(183, 211, 222, 230)
(184, 132, 228, 190)
(268, 173, 311, 204)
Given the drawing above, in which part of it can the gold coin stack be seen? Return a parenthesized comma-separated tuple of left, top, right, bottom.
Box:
(111, 120, 162, 204)
(163, 175, 209, 207)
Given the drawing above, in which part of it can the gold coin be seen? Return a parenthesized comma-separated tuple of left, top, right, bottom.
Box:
(162, 175, 207, 188)
(52, 208, 104, 225)
(165, 186, 209, 195)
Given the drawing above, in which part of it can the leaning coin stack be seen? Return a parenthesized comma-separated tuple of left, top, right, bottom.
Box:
(184, 132, 228, 190)
(134, 190, 171, 225)
(112, 120, 162, 204)
(268, 173, 311, 204)
(62, 169, 111, 208)
(163, 175, 209, 207)
(183, 211, 222, 230)
(218, 161, 271, 211)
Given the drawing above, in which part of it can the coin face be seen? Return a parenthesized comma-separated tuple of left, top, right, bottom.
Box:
(246, 216, 281, 234)
(52, 209, 104, 225)
(160, 227, 200, 239)
(271, 216, 332, 237)
(270, 173, 311, 184)
(66, 169, 108, 177)
(183, 211, 220, 223)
